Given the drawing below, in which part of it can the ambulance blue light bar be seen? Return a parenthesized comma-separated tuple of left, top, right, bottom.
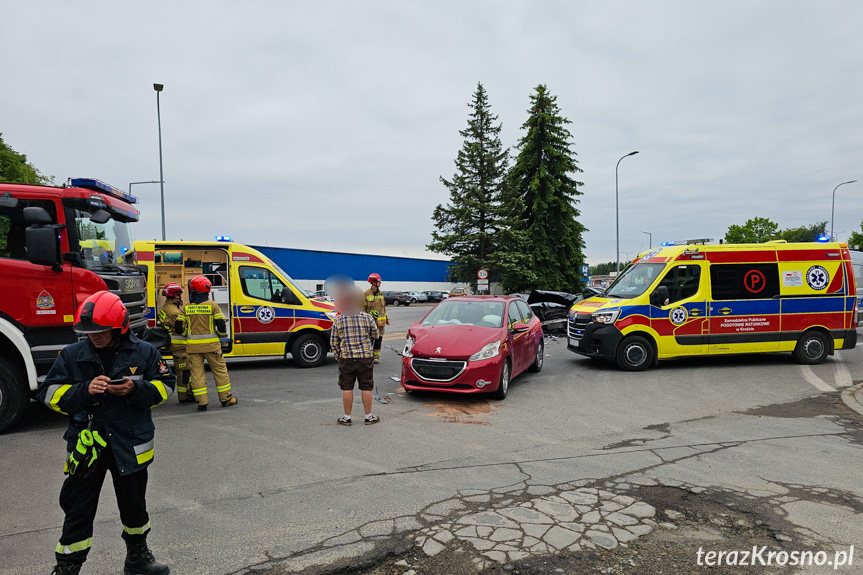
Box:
(70, 178, 138, 204)
(817, 234, 830, 243)
(215, 236, 232, 242)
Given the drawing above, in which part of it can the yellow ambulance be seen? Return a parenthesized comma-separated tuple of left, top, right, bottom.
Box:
(569, 241, 859, 370)
(134, 240, 337, 367)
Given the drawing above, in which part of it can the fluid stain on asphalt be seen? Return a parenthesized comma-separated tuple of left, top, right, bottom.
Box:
(426, 399, 493, 424)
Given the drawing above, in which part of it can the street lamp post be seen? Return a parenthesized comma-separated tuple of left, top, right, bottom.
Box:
(831, 180, 857, 241)
(616, 151, 639, 273)
(129, 181, 164, 223)
(640, 231, 652, 250)
(154, 83, 166, 241)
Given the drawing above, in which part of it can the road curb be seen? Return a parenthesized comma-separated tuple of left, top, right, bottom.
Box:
(840, 382, 863, 417)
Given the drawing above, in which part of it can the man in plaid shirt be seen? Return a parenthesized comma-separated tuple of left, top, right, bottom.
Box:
(330, 286, 380, 425)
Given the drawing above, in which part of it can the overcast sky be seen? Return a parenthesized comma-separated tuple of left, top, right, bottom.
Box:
(2, 1, 861, 265)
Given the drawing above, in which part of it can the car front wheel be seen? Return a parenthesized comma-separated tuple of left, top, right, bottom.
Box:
(289, 333, 326, 368)
(615, 335, 654, 371)
(490, 359, 510, 400)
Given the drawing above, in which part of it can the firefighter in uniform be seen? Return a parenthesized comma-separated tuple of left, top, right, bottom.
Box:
(37, 291, 175, 575)
(362, 273, 389, 364)
(158, 283, 193, 403)
(177, 275, 238, 411)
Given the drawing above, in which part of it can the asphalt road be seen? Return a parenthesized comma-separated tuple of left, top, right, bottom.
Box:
(2, 303, 863, 575)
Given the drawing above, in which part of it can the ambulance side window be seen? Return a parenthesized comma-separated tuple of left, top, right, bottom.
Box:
(709, 264, 780, 300)
(656, 265, 702, 305)
(239, 266, 287, 303)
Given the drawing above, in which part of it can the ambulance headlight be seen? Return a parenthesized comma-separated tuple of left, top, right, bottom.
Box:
(324, 311, 337, 321)
(592, 310, 621, 324)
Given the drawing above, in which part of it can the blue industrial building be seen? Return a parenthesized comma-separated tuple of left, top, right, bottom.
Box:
(251, 245, 460, 291)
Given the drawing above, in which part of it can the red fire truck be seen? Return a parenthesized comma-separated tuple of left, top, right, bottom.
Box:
(0, 178, 148, 432)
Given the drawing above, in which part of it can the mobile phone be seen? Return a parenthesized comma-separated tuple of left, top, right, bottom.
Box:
(107, 378, 126, 385)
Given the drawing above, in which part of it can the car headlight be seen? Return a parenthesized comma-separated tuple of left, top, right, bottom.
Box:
(324, 311, 337, 321)
(469, 340, 501, 362)
(403, 336, 415, 358)
(591, 310, 621, 324)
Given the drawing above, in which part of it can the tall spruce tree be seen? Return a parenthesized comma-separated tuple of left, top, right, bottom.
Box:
(428, 83, 512, 285)
(503, 85, 586, 292)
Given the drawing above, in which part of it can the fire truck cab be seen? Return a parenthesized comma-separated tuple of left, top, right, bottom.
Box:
(134, 239, 337, 369)
(0, 179, 148, 432)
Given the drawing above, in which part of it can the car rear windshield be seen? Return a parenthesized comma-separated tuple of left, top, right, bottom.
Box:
(422, 300, 504, 328)
(604, 263, 666, 299)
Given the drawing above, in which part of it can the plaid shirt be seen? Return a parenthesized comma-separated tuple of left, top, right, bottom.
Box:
(330, 312, 379, 360)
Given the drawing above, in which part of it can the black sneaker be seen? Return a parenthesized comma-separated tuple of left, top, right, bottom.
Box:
(337, 416, 352, 426)
(364, 415, 380, 425)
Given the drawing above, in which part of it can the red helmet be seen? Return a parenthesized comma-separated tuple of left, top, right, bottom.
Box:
(368, 273, 381, 283)
(74, 291, 129, 334)
(189, 275, 212, 294)
(161, 282, 183, 298)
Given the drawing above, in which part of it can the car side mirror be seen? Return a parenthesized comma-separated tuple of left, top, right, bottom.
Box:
(650, 286, 670, 307)
(512, 322, 530, 332)
(89, 209, 111, 224)
(26, 226, 60, 268)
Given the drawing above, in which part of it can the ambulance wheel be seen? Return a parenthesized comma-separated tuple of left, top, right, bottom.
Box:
(0, 357, 29, 434)
(290, 333, 326, 368)
(616, 335, 654, 372)
(793, 330, 830, 365)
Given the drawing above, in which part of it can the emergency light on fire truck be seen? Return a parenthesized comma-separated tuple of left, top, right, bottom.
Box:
(68, 178, 139, 204)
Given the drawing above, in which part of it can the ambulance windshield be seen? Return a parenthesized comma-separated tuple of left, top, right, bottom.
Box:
(604, 263, 666, 299)
(74, 210, 138, 272)
(268, 260, 309, 297)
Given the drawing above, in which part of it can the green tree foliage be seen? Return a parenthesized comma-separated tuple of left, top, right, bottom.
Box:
(0, 133, 54, 185)
(777, 221, 827, 243)
(724, 217, 779, 244)
(847, 221, 863, 250)
(428, 83, 514, 287)
(501, 85, 586, 293)
(589, 261, 618, 276)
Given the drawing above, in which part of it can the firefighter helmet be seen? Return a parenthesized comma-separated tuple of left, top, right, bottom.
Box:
(189, 275, 212, 294)
(161, 282, 183, 298)
(73, 291, 129, 334)
(368, 273, 381, 283)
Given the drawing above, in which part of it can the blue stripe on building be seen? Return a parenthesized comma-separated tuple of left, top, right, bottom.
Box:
(251, 246, 453, 282)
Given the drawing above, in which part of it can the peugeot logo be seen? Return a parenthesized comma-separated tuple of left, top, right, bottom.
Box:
(436, 347, 442, 354)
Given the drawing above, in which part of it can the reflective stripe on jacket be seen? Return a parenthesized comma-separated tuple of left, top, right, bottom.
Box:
(363, 288, 387, 326)
(35, 334, 176, 476)
(179, 300, 226, 353)
(158, 301, 187, 352)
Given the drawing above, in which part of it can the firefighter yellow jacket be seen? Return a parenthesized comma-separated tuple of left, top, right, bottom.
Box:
(177, 299, 226, 354)
(363, 288, 387, 328)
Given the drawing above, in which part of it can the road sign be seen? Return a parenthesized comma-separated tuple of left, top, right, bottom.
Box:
(477, 269, 489, 280)
(581, 265, 590, 277)
(477, 278, 489, 286)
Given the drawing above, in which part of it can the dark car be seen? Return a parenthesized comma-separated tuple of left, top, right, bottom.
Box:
(423, 291, 447, 302)
(527, 290, 583, 335)
(583, 286, 605, 299)
(383, 291, 411, 306)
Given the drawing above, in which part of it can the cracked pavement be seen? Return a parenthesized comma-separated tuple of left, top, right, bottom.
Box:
(1, 305, 862, 574)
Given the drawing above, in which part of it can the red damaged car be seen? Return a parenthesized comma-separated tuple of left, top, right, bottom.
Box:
(400, 296, 544, 399)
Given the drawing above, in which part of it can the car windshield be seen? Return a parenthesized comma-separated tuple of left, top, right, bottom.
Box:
(604, 263, 666, 299)
(74, 210, 137, 272)
(421, 300, 504, 328)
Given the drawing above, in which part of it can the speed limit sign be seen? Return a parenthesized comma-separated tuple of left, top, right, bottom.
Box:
(477, 269, 489, 280)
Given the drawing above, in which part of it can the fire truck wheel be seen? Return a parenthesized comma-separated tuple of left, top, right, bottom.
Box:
(0, 358, 28, 434)
(793, 329, 830, 365)
(290, 333, 326, 368)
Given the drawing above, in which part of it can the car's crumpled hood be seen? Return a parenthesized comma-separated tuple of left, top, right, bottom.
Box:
(408, 324, 501, 359)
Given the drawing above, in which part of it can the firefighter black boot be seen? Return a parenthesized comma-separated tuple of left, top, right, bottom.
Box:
(50, 561, 82, 575)
(124, 539, 170, 575)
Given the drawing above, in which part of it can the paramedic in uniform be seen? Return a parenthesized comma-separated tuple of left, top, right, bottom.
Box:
(37, 291, 174, 575)
(363, 273, 389, 364)
(157, 282, 193, 403)
(177, 275, 238, 411)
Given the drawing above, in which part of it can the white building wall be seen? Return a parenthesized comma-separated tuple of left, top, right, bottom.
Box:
(293, 280, 477, 294)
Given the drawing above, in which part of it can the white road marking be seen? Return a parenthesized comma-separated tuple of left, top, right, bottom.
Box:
(833, 351, 854, 388)
(800, 365, 836, 392)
